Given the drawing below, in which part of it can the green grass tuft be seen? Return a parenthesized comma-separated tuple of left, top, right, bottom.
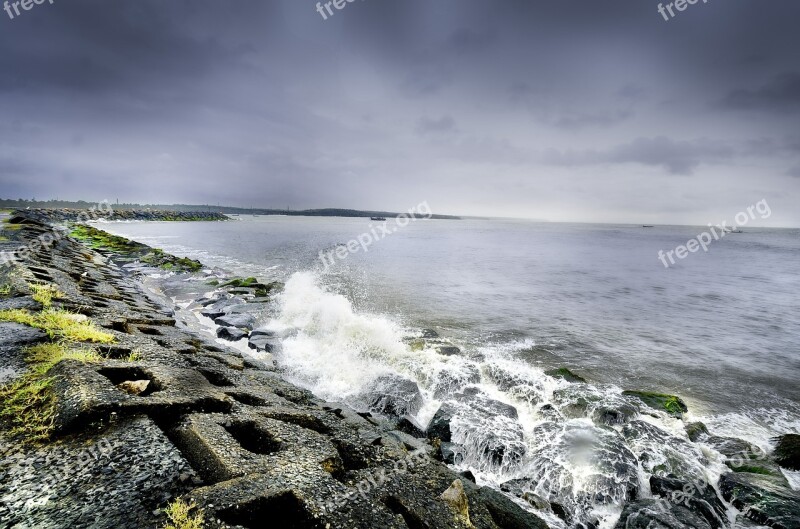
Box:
(0, 342, 104, 442)
(25, 342, 103, 374)
(28, 283, 65, 308)
(0, 375, 56, 442)
(164, 498, 205, 529)
(0, 308, 115, 343)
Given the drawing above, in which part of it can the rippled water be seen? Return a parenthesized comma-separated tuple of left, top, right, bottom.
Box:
(97, 216, 800, 527)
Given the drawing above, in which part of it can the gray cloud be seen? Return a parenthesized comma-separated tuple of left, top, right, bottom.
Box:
(543, 137, 735, 175)
(0, 0, 798, 225)
(416, 115, 457, 135)
(720, 72, 800, 113)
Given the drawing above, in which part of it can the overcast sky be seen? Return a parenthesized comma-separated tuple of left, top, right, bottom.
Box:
(1, 0, 799, 225)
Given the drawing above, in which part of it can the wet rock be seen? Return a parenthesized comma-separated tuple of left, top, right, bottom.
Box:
(357, 374, 424, 417)
(545, 367, 587, 383)
(622, 420, 708, 481)
(432, 364, 481, 399)
(474, 486, 549, 529)
(440, 442, 462, 465)
(773, 433, 800, 470)
(247, 332, 279, 353)
(706, 435, 761, 460)
(214, 313, 256, 330)
(422, 328, 439, 338)
(649, 474, 728, 529)
(553, 384, 640, 426)
(537, 403, 563, 422)
(459, 470, 476, 483)
(685, 421, 709, 442)
(199, 297, 245, 319)
(614, 498, 713, 529)
(428, 403, 457, 442)
(454, 387, 518, 419)
(525, 421, 640, 522)
(395, 415, 426, 438)
(436, 345, 462, 356)
(719, 471, 800, 528)
(622, 390, 688, 418)
(592, 402, 639, 426)
(217, 326, 248, 341)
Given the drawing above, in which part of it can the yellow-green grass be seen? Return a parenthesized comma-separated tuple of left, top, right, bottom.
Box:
(0, 342, 103, 442)
(25, 342, 103, 375)
(0, 375, 56, 442)
(164, 498, 205, 529)
(28, 283, 65, 308)
(0, 308, 115, 343)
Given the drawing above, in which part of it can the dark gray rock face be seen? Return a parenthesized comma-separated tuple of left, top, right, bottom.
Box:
(719, 471, 800, 529)
(773, 433, 800, 470)
(356, 374, 424, 417)
(436, 345, 461, 356)
(649, 474, 728, 529)
(454, 387, 519, 419)
(614, 498, 713, 529)
(216, 326, 248, 341)
(0, 322, 47, 383)
(247, 330, 280, 353)
(0, 416, 199, 529)
(431, 363, 481, 398)
(428, 403, 457, 442)
(214, 312, 256, 330)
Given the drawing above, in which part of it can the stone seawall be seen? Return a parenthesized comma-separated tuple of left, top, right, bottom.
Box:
(14, 208, 229, 223)
(0, 213, 550, 529)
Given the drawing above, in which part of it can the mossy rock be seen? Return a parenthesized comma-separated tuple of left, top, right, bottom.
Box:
(623, 390, 688, 417)
(685, 421, 709, 441)
(773, 434, 800, 470)
(222, 277, 259, 288)
(730, 464, 781, 477)
(545, 367, 586, 383)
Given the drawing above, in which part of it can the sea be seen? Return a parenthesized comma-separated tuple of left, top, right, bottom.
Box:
(95, 215, 800, 528)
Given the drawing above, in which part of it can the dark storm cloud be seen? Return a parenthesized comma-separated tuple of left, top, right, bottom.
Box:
(720, 72, 800, 113)
(1, 0, 799, 225)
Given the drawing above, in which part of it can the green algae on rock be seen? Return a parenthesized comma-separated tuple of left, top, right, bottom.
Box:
(622, 390, 688, 417)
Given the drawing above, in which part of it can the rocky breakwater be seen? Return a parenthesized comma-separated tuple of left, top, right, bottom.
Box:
(0, 213, 550, 529)
(17, 208, 229, 223)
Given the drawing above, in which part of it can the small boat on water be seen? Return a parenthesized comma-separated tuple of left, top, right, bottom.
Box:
(642, 225, 654, 228)
(730, 228, 743, 233)
(370, 217, 387, 221)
